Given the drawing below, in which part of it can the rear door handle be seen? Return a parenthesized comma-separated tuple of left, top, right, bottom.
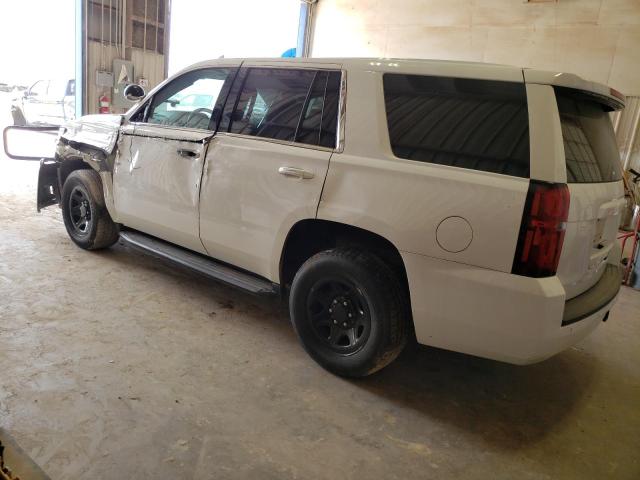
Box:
(177, 148, 199, 158)
(278, 166, 314, 179)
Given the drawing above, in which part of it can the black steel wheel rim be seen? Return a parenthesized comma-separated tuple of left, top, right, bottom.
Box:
(306, 277, 372, 355)
(68, 186, 92, 236)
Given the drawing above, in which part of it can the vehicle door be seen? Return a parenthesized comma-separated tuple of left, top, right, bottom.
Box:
(113, 66, 238, 253)
(199, 63, 343, 281)
(22, 80, 49, 124)
(40, 79, 68, 125)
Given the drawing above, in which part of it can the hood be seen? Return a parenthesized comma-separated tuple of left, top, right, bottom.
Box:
(60, 114, 123, 155)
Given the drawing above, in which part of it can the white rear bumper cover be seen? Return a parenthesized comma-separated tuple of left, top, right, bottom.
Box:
(402, 251, 618, 365)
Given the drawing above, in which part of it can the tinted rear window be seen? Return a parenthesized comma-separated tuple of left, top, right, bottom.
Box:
(383, 74, 530, 178)
(555, 88, 622, 183)
(295, 70, 341, 148)
(229, 68, 315, 141)
(226, 68, 341, 148)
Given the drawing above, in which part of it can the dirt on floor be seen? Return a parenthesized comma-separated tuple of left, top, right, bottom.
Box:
(1, 105, 639, 479)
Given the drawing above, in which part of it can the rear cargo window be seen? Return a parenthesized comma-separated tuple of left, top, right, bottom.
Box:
(383, 74, 530, 178)
(555, 88, 622, 183)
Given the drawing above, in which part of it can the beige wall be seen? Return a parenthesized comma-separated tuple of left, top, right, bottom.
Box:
(311, 0, 640, 95)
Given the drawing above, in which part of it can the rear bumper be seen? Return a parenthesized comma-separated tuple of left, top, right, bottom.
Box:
(562, 263, 622, 326)
(401, 252, 621, 365)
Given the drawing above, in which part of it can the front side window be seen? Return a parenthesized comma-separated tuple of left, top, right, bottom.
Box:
(49, 80, 70, 99)
(146, 68, 232, 130)
(66, 80, 76, 96)
(30, 80, 48, 97)
(383, 74, 530, 178)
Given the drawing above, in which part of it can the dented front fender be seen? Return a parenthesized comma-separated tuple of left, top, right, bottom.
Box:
(60, 114, 123, 156)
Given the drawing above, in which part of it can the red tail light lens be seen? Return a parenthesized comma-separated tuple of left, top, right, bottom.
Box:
(512, 181, 570, 278)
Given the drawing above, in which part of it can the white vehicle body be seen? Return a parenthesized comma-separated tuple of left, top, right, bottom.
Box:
(45, 57, 624, 370)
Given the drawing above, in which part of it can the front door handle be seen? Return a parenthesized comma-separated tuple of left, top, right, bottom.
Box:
(177, 148, 199, 158)
(278, 166, 314, 179)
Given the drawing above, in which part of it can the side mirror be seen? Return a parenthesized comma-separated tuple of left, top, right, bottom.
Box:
(124, 84, 145, 102)
(2, 126, 58, 161)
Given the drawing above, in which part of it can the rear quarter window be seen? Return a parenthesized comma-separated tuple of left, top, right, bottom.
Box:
(555, 88, 622, 183)
(383, 74, 530, 178)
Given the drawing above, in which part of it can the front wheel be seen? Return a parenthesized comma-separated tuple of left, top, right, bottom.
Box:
(289, 248, 408, 377)
(61, 169, 119, 250)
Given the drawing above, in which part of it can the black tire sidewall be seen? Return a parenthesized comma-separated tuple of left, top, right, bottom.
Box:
(61, 172, 102, 249)
(290, 252, 395, 377)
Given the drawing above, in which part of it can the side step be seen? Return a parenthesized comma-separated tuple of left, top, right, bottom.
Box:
(119, 230, 279, 296)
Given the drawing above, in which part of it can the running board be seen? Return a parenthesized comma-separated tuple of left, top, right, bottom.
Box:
(119, 230, 279, 296)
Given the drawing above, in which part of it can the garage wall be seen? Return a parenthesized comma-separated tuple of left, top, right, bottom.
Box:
(86, 42, 164, 114)
(84, 0, 168, 115)
(311, 0, 640, 171)
(311, 0, 640, 95)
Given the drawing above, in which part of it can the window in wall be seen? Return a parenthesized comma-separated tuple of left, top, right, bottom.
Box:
(383, 74, 530, 178)
(146, 68, 232, 130)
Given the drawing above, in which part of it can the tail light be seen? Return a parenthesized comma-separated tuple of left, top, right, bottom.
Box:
(512, 181, 570, 278)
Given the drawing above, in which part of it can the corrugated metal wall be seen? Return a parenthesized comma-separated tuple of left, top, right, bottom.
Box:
(83, 0, 168, 115)
(87, 41, 164, 114)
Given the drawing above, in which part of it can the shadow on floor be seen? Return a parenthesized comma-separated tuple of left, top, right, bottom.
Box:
(355, 342, 597, 449)
(97, 242, 598, 450)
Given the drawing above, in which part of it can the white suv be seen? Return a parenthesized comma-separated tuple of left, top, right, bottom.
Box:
(31, 58, 624, 377)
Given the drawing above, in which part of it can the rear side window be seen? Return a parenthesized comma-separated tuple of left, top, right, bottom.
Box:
(383, 74, 530, 178)
(230, 68, 315, 141)
(228, 68, 341, 148)
(555, 88, 622, 183)
(296, 71, 341, 148)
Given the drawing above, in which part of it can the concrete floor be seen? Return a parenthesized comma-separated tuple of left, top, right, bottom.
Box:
(1, 112, 639, 479)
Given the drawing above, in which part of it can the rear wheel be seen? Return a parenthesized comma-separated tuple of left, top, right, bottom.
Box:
(289, 248, 408, 377)
(61, 169, 119, 250)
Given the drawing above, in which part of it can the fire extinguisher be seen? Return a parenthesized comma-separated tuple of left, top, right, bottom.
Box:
(99, 94, 110, 114)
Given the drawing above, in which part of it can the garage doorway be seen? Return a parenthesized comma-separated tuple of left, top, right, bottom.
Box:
(168, 0, 300, 75)
(0, 0, 75, 192)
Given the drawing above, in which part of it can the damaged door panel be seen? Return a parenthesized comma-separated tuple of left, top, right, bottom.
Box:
(113, 125, 212, 253)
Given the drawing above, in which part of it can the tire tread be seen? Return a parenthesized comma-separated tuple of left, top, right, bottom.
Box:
(62, 169, 119, 250)
(290, 247, 408, 377)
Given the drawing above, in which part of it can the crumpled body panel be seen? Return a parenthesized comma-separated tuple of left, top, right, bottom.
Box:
(60, 114, 123, 155)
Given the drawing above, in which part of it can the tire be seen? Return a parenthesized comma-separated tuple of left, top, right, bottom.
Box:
(289, 248, 408, 377)
(61, 169, 119, 250)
